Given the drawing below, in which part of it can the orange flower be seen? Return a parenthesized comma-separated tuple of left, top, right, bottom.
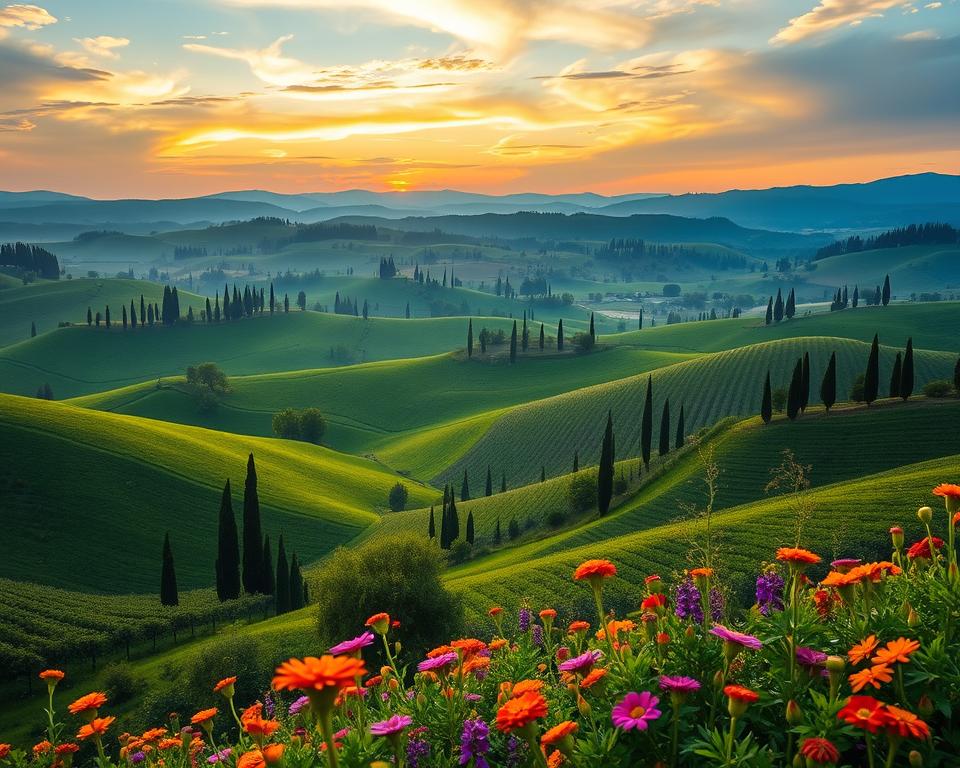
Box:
(496, 691, 548, 732)
(580, 668, 608, 690)
(68, 692, 107, 716)
(776, 547, 822, 565)
(567, 621, 590, 634)
(244, 717, 280, 739)
(77, 717, 115, 741)
(364, 613, 390, 633)
(883, 705, 931, 739)
(546, 750, 564, 768)
(954, 511, 960, 526)
(849, 664, 893, 693)
(33, 742, 52, 755)
(932, 483, 960, 499)
(141, 728, 168, 742)
(689, 567, 714, 579)
(158, 739, 181, 751)
(488, 606, 503, 616)
(55, 744, 79, 756)
(241, 703, 263, 721)
(848, 636, 879, 665)
(573, 560, 616, 581)
(489, 639, 508, 651)
(262, 744, 284, 764)
(190, 708, 218, 726)
(872, 637, 920, 666)
(214, 676, 237, 694)
(237, 750, 266, 768)
(461, 656, 491, 676)
(451, 638, 487, 658)
(0, 744, 10, 760)
(39, 669, 65, 682)
(512, 679, 545, 697)
(272, 655, 366, 693)
(723, 685, 759, 703)
(821, 571, 858, 588)
(541, 720, 578, 745)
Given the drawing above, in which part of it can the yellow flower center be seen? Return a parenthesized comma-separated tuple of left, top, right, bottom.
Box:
(630, 706, 646, 718)
(857, 708, 871, 719)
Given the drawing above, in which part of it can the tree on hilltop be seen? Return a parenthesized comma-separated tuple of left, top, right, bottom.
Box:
(640, 375, 653, 469)
(160, 532, 179, 607)
(597, 410, 615, 516)
(761, 371, 772, 424)
(900, 337, 914, 401)
(864, 334, 880, 406)
(659, 399, 671, 457)
(216, 479, 241, 602)
(821, 352, 837, 412)
(242, 453, 264, 594)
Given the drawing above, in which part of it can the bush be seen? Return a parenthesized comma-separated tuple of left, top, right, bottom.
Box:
(922, 379, 954, 398)
(313, 534, 462, 659)
(567, 473, 596, 513)
(388, 482, 409, 512)
(448, 539, 473, 564)
(272, 407, 326, 443)
(101, 662, 139, 705)
(507, 518, 520, 540)
(572, 332, 595, 352)
(772, 387, 788, 413)
(186, 362, 230, 394)
(662, 283, 681, 297)
(850, 373, 866, 402)
(546, 509, 567, 528)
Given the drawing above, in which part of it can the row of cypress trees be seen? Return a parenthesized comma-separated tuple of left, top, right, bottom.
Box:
(429, 483, 476, 550)
(468, 313, 595, 361)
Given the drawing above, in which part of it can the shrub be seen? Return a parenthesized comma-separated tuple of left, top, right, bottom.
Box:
(772, 387, 788, 413)
(567, 473, 595, 513)
(185, 362, 230, 394)
(572, 332, 595, 351)
(100, 662, 139, 705)
(922, 379, 953, 398)
(507, 517, 520, 540)
(662, 283, 681, 297)
(448, 539, 473, 564)
(313, 534, 462, 658)
(388, 482, 409, 512)
(850, 372, 866, 402)
(546, 509, 567, 528)
(272, 407, 326, 443)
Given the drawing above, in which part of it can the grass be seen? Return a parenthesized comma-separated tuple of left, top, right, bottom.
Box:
(808, 244, 960, 294)
(436, 335, 957, 487)
(0, 394, 435, 593)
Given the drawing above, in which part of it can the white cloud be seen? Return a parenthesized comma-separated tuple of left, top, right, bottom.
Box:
(772, 1, 902, 44)
(74, 35, 130, 59)
(899, 28, 940, 39)
(0, 3, 56, 37)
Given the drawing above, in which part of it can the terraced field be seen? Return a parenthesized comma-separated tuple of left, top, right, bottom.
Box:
(0, 394, 433, 593)
(437, 336, 957, 486)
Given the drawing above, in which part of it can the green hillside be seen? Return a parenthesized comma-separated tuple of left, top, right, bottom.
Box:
(0, 278, 206, 348)
(809, 244, 960, 294)
(437, 336, 957, 486)
(0, 312, 517, 399)
(0, 394, 433, 593)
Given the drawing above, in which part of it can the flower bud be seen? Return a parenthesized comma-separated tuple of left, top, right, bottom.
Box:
(917, 506, 933, 524)
(785, 699, 803, 725)
(909, 750, 923, 768)
(713, 670, 725, 689)
(577, 695, 591, 717)
(917, 693, 934, 718)
(792, 753, 804, 768)
(908, 608, 920, 628)
(394, 641, 402, 655)
(825, 655, 846, 674)
(388, 678, 399, 691)
(727, 696, 750, 719)
(890, 526, 904, 550)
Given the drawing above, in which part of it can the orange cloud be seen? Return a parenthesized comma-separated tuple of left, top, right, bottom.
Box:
(772, 1, 902, 44)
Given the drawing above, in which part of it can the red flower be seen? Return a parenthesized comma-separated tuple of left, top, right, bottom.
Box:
(932, 483, 960, 499)
(906, 537, 944, 560)
(883, 705, 931, 739)
(799, 737, 840, 765)
(641, 593, 667, 610)
(573, 560, 616, 581)
(838, 696, 888, 733)
(723, 685, 759, 703)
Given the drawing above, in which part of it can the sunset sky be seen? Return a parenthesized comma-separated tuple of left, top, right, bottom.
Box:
(1, 0, 959, 197)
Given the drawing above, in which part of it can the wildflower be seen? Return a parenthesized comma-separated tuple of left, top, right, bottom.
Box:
(68, 692, 108, 718)
(190, 709, 218, 729)
(407, 735, 431, 768)
(33, 742, 51, 755)
(777, 547, 822, 566)
(848, 635, 879, 665)
(659, 676, 701, 695)
(611, 691, 662, 731)
(213, 677, 236, 697)
(0, 745, 10, 760)
(573, 559, 617, 583)
(370, 714, 412, 737)
(488, 606, 503, 616)
(243, 716, 280, 739)
(272, 655, 366, 694)
(365, 613, 391, 634)
(55, 744, 80, 756)
(799, 737, 840, 765)
(641, 593, 667, 611)
(460, 719, 490, 768)
(567, 620, 589, 634)
(849, 663, 893, 692)
(77, 717, 115, 741)
(287, 696, 310, 716)
(532, 624, 544, 646)
(710, 624, 763, 651)
(208, 749, 233, 764)
(557, 649, 601, 674)
(541, 720, 578, 758)
(329, 631, 375, 656)
(512, 679, 545, 697)
(674, 579, 703, 622)
(489, 639, 508, 651)
(39, 669, 65, 685)
(724, 685, 759, 718)
(890, 526, 905, 549)
(417, 651, 458, 673)
(907, 537, 943, 560)
(580, 668, 608, 690)
(539, 608, 557, 620)
(496, 691, 548, 733)
(933, 483, 960, 513)
(755, 569, 785, 615)
(838, 695, 888, 733)
(796, 646, 828, 669)
(519, 606, 531, 632)
(883, 705, 931, 739)
(872, 637, 920, 666)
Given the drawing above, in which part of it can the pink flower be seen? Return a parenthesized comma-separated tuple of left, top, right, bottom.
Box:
(370, 715, 413, 737)
(328, 631, 375, 656)
(557, 649, 602, 674)
(611, 691, 662, 731)
(709, 624, 763, 651)
(417, 652, 458, 673)
(658, 676, 701, 694)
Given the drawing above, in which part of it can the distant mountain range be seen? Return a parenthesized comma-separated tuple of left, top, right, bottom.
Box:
(0, 173, 958, 237)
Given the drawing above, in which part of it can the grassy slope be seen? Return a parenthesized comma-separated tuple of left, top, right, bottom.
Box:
(809, 244, 960, 294)
(0, 312, 518, 399)
(0, 394, 434, 593)
(437, 336, 957, 486)
(0, 278, 206, 348)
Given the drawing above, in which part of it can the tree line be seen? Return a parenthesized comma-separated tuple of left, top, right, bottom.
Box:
(0, 242, 59, 279)
(829, 276, 891, 311)
(815, 222, 958, 260)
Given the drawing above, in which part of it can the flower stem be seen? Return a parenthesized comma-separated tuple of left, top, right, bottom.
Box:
(866, 734, 876, 768)
(724, 716, 737, 767)
(318, 709, 340, 768)
(670, 706, 680, 768)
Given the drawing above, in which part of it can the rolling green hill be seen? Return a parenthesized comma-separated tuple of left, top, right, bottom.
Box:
(809, 244, 960, 294)
(436, 336, 957, 487)
(0, 278, 206, 348)
(0, 394, 434, 593)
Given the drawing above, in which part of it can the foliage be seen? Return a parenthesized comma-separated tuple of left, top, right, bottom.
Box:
(922, 379, 954, 398)
(567, 473, 597, 513)
(272, 408, 326, 444)
(388, 482, 409, 512)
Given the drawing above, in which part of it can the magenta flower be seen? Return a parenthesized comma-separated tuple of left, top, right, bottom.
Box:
(831, 558, 861, 570)
(370, 714, 413, 737)
(329, 631, 375, 655)
(287, 695, 310, 716)
(417, 651, 459, 672)
(558, 649, 602, 674)
(658, 675, 701, 694)
(207, 749, 232, 764)
(796, 646, 828, 668)
(710, 624, 763, 651)
(611, 691, 662, 731)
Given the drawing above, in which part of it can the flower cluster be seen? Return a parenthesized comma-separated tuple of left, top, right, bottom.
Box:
(3, 482, 959, 768)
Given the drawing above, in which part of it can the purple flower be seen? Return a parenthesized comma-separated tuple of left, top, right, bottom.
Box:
(519, 606, 531, 632)
(417, 651, 458, 672)
(558, 649, 602, 674)
(370, 714, 413, 737)
(506, 735, 523, 768)
(611, 691, 662, 731)
(709, 588, 724, 621)
(755, 570, 785, 616)
(710, 624, 763, 651)
(207, 750, 232, 765)
(831, 558, 861, 571)
(263, 692, 275, 719)
(130, 753, 146, 765)
(532, 624, 543, 647)
(796, 646, 828, 668)
(674, 579, 703, 623)
(658, 675, 701, 694)
(460, 718, 490, 768)
(287, 695, 310, 716)
(329, 631, 375, 656)
(465, 693, 482, 702)
(407, 737, 430, 768)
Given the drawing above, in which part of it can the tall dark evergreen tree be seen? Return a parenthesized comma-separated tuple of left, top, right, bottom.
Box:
(658, 399, 671, 457)
(889, 352, 902, 399)
(261, 534, 275, 596)
(573, 451, 579, 473)
(146, 304, 153, 325)
(216, 480, 241, 601)
(540, 466, 546, 482)
(439, 488, 450, 549)
(638, 306, 643, 330)
(269, 283, 275, 314)
(882, 274, 891, 306)
(289, 555, 304, 610)
(405, 302, 410, 319)
(589, 312, 596, 343)
(467, 319, 473, 357)
(821, 352, 837, 412)
(761, 371, 772, 424)
(509, 320, 517, 363)
(121, 305, 127, 329)
(800, 352, 811, 411)
(773, 288, 784, 323)
(787, 358, 802, 420)
(466, 511, 475, 546)
(765, 297, 773, 325)
(900, 337, 914, 401)
(275, 536, 290, 614)
(557, 319, 564, 351)
(87, 307, 92, 326)
(597, 410, 615, 515)
(428, 506, 436, 539)
(640, 375, 653, 469)
(105, 305, 111, 328)
(485, 467, 492, 497)
(205, 297, 211, 322)
(675, 403, 685, 450)
(501, 473, 507, 493)
(521, 312, 528, 351)
(160, 532, 179, 607)
(864, 334, 880, 406)
(539, 323, 545, 351)
(449, 493, 459, 543)
(954, 357, 960, 392)
(785, 288, 796, 319)
(241, 453, 264, 594)
(852, 286, 859, 308)
(461, 470, 470, 501)
(140, 295, 146, 326)
(494, 518, 502, 545)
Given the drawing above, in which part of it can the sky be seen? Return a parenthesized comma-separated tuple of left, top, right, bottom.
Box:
(0, 0, 959, 197)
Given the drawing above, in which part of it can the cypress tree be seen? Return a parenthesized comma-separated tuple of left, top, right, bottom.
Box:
(105, 305, 111, 328)
(466, 511, 475, 545)
(449, 493, 460, 543)
(800, 351, 810, 411)
(785, 288, 796, 319)
(864, 334, 880, 406)
(440, 487, 450, 549)
(659, 399, 670, 457)
(494, 518, 502, 545)
(874, 285, 881, 306)
(428, 506, 436, 539)
(882, 274, 891, 306)
(639, 306, 643, 330)
(485, 467, 492, 497)
(160, 532, 179, 607)
(573, 450, 579, 473)
(87, 307, 92, 326)
(765, 297, 773, 325)
(509, 320, 517, 363)
(761, 371, 772, 424)
(540, 466, 546, 482)
(557, 319, 564, 351)
(900, 337, 914, 401)
(597, 410, 614, 515)
(852, 286, 859, 308)
(461, 470, 470, 501)
(773, 288, 784, 323)
(821, 352, 837, 412)
(261, 534, 275, 595)
(140, 295, 146, 325)
(539, 323, 544, 351)
(204, 297, 211, 322)
(954, 357, 960, 392)
(589, 312, 596, 343)
(521, 312, 528, 351)
(275, 536, 289, 614)
(289, 555, 304, 610)
(675, 403, 685, 450)
(889, 352, 902, 399)
(501, 473, 507, 493)
(241, 453, 264, 594)
(467, 319, 473, 357)
(787, 357, 802, 420)
(122, 305, 127, 329)
(216, 480, 241, 601)
(405, 302, 410, 319)
(269, 283, 275, 314)
(640, 375, 653, 469)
